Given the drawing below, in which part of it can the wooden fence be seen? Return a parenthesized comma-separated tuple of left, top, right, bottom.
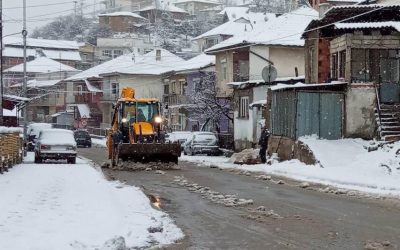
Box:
(0, 132, 23, 174)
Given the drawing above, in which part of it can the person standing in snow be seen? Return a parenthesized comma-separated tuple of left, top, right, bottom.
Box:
(259, 126, 270, 164)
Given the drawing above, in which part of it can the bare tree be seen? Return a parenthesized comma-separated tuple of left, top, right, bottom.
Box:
(186, 72, 233, 131)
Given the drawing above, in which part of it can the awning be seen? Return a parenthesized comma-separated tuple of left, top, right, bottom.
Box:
(84, 79, 102, 93)
(68, 104, 91, 118)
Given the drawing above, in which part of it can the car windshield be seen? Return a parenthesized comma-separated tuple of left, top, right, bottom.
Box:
(121, 102, 159, 123)
(193, 133, 216, 142)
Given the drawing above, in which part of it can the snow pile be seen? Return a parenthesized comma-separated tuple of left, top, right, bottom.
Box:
(92, 138, 107, 148)
(0, 155, 183, 249)
(181, 137, 400, 196)
(228, 148, 260, 165)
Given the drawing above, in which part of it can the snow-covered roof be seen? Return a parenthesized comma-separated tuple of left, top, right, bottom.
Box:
(139, 5, 188, 13)
(218, 7, 250, 21)
(174, 0, 220, 5)
(270, 81, 346, 91)
(4, 57, 80, 74)
(194, 12, 277, 40)
(334, 21, 400, 31)
(174, 53, 215, 73)
(227, 76, 305, 89)
(84, 80, 103, 93)
(330, 3, 400, 9)
(98, 11, 147, 19)
(11, 79, 64, 89)
(103, 49, 185, 76)
(249, 99, 267, 108)
(65, 53, 138, 81)
(3, 47, 82, 62)
(3, 94, 30, 102)
(206, 6, 318, 52)
(4, 37, 79, 50)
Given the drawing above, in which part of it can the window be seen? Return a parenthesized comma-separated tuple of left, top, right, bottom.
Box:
(221, 61, 227, 80)
(238, 60, 249, 81)
(164, 84, 169, 95)
(331, 53, 338, 80)
(179, 79, 186, 95)
(102, 49, 112, 58)
(76, 85, 83, 95)
(111, 82, 119, 95)
(113, 50, 123, 58)
(351, 49, 370, 82)
(170, 80, 176, 93)
(339, 50, 346, 79)
(239, 96, 249, 119)
(381, 50, 400, 84)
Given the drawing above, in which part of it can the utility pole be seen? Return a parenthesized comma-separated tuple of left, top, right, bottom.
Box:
(0, 0, 3, 126)
(74, 1, 78, 17)
(23, 0, 28, 151)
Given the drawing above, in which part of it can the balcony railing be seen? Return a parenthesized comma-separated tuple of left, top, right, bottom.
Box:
(163, 93, 187, 106)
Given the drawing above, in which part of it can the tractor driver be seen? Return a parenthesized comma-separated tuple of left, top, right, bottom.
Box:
(126, 109, 136, 124)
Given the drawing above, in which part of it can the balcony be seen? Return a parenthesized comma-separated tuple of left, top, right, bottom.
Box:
(163, 93, 187, 106)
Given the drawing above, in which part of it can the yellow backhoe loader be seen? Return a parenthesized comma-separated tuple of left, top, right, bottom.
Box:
(106, 87, 181, 167)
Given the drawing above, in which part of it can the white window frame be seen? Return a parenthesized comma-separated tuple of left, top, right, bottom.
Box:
(239, 96, 249, 119)
(76, 85, 83, 95)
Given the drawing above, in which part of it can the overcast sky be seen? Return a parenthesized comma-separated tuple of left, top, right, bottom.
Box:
(3, 0, 102, 37)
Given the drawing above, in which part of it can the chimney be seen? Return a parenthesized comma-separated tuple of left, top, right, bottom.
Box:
(156, 49, 161, 61)
(319, 3, 331, 18)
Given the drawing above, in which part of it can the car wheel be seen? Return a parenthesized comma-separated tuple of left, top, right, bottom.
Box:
(189, 149, 195, 156)
(88, 144, 92, 148)
(68, 157, 76, 164)
(34, 155, 42, 164)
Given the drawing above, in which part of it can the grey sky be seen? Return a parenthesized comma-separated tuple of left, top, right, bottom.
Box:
(3, 0, 101, 37)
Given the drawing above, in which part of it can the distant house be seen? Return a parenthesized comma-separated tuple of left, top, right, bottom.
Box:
(2, 37, 81, 70)
(163, 53, 217, 131)
(99, 11, 148, 33)
(97, 49, 185, 127)
(77, 42, 97, 71)
(96, 37, 154, 62)
(138, 5, 188, 23)
(5, 57, 81, 123)
(173, 0, 221, 16)
(205, 6, 318, 151)
(302, 4, 400, 140)
(4, 57, 80, 88)
(218, 6, 250, 22)
(193, 11, 277, 51)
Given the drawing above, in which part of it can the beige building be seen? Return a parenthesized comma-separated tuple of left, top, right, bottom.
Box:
(173, 0, 221, 16)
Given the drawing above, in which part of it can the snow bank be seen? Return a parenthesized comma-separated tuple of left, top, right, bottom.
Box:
(0, 126, 23, 134)
(181, 137, 400, 196)
(92, 138, 107, 148)
(0, 155, 183, 249)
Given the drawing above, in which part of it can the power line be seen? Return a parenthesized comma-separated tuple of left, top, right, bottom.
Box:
(2, 1, 73, 10)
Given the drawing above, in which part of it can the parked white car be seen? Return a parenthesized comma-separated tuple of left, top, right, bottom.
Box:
(166, 131, 193, 150)
(34, 129, 77, 164)
(183, 132, 220, 156)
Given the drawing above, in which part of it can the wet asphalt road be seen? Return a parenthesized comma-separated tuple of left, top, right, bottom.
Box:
(79, 147, 400, 250)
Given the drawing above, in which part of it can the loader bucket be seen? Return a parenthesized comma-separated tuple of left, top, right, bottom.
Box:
(117, 142, 181, 163)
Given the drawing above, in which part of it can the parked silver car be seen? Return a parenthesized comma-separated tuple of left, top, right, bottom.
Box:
(183, 132, 220, 156)
(34, 129, 77, 164)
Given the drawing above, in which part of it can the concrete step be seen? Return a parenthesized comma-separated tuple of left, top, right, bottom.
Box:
(383, 134, 400, 141)
(380, 130, 400, 136)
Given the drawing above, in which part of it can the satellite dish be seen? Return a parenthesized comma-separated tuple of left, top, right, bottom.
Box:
(262, 65, 277, 83)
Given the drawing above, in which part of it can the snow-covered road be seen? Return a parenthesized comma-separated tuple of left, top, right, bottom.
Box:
(0, 154, 183, 250)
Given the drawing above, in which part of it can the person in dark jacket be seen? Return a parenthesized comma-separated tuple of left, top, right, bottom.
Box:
(258, 126, 270, 163)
